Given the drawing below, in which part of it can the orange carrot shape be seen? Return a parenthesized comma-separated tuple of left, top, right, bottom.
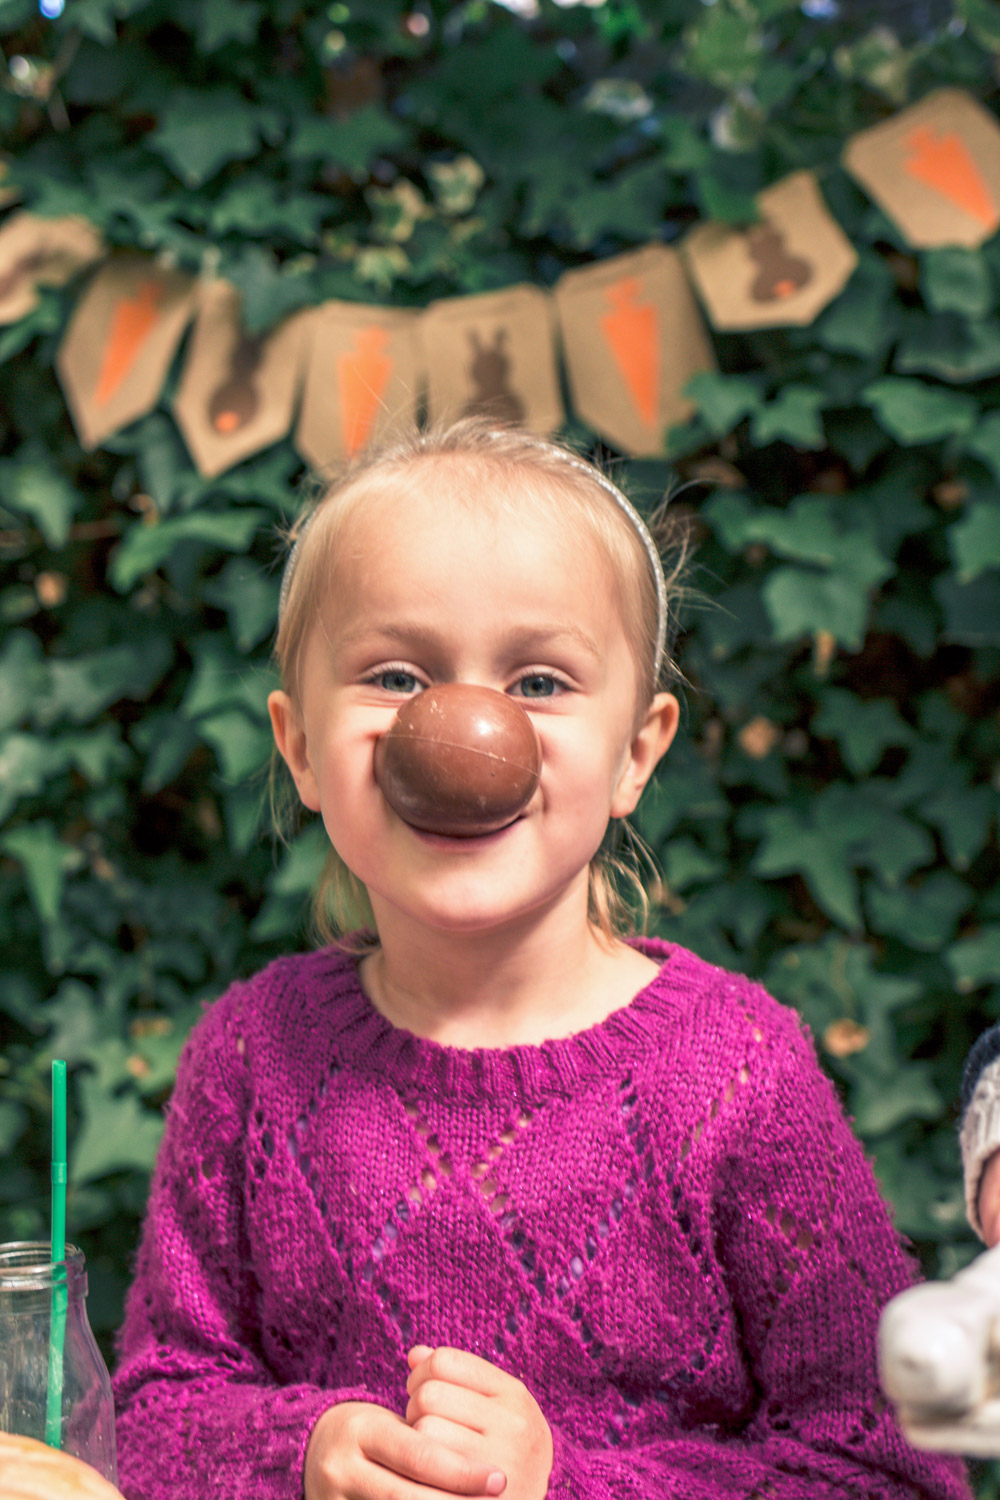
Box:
(94, 279, 164, 407)
(600, 277, 659, 429)
(904, 125, 999, 232)
(338, 325, 394, 456)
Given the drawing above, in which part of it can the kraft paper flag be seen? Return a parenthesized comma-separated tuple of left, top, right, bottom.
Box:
(843, 89, 1000, 249)
(295, 301, 421, 471)
(418, 284, 563, 434)
(56, 256, 197, 450)
(173, 280, 311, 478)
(0, 212, 102, 325)
(683, 171, 857, 331)
(554, 244, 716, 456)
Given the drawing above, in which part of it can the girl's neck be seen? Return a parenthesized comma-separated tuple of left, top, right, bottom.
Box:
(358, 905, 661, 1050)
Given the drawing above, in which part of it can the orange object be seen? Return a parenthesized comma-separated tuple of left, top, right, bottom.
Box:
(904, 125, 998, 230)
(94, 279, 163, 407)
(599, 278, 658, 428)
(338, 325, 394, 457)
(0, 1433, 122, 1500)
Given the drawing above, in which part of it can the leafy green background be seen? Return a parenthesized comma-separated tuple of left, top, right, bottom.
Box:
(1, 0, 999, 1486)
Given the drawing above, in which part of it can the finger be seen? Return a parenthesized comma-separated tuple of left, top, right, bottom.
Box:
(406, 1378, 492, 1432)
(406, 1346, 507, 1397)
(410, 1412, 482, 1451)
(407, 1344, 435, 1369)
(362, 1417, 505, 1497)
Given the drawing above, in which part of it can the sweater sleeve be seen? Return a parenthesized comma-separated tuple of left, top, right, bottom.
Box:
(959, 1023, 1000, 1238)
(542, 1001, 970, 1500)
(112, 987, 374, 1500)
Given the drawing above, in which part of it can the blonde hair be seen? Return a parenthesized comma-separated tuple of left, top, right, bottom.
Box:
(272, 418, 689, 947)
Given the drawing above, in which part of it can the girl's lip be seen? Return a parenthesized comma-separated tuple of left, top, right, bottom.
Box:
(404, 815, 524, 847)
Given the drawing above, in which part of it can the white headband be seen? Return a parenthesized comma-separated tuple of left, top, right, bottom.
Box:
(278, 447, 669, 686)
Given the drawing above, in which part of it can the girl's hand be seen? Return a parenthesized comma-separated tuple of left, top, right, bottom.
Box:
(979, 1150, 1000, 1247)
(406, 1347, 553, 1500)
(305, 1400, 507, 1500)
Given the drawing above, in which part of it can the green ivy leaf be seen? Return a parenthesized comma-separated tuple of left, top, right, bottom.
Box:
(0, 458, 80, 547)
(685, 373, 763, 437)
(850, 1064, 944, 1137)
(202, 557, 279, 652)
(813, 689, 913, 774)
(865, 870, 973, 950)
(895, 317, 1000, 383)
(270, 820, 330, 898)
(956, 0, 1000, 51)
(864, 378, 978, 444)
(749, 805, 862, 929)
(38, 640, 171, 726)
(922, 248, 993, 318)
(921, 781, 996, 871)
(180, 638, 271, 720)
(287, 106, 407, 178)
(935, 570, 1000, 645)
(151, 90, 282, 187)
(110, 508, 268, 592)
(198, 708, 272, 781)
(947, 927, 1000, 990)
(70, 0, 154, 44)
(816, 260, 900, 357)
(0, 734, 65, 824)
(0, 821, 82, 924)
(131, 712, 199, 793)
(681, 5, 763, 88)
(195, 0, 264, 51)
(224, 247, 315, 335)
(949, 500, 1000, 582)
(72, 1073, 164, 1185)
(0, 632, 46, 735)
(967, 410, 1000, 481)
(750, 386, 826, 450)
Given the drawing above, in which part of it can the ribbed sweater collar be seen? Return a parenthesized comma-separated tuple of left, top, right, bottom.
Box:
(272, 936, 715, 1103)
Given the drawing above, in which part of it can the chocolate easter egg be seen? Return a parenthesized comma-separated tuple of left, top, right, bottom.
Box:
(373, 683, 542, 836)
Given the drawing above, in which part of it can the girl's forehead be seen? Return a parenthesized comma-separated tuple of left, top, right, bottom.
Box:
(333, 458, 598, 557)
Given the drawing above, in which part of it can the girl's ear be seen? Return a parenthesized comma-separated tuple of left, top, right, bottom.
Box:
(268, 690, 321, 812)
(610, 692, 680, 819)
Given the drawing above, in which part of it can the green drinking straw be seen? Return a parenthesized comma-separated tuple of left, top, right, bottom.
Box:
(45, 1059, 68, 1450)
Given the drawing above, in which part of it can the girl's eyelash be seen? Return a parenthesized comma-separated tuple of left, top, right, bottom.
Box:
(510, 670, 571, 698)
(364, 664, 425, 690)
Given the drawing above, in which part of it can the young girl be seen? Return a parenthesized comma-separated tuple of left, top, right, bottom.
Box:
(114, 421, 969, 1500)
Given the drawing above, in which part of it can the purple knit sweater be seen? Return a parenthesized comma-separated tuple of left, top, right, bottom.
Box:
(113, 939, 969, 1500)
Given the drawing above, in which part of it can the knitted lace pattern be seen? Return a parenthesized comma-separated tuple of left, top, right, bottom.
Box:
(113, 940, 969, 1500)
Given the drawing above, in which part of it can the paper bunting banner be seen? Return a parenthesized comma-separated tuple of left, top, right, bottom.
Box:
(0, 212, 103, 325)
(295, 302, 420, 471)
(843, 88, 1000, 250)
(683, 172, 857, 331)
(56, 256, 197, 451)
(173, 281, 310, 478)
(419, 284, 563, 434)
(554, 244, 715, 457)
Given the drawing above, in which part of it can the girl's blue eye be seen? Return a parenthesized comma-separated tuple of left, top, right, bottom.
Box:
(514, 674, 557, 699)
(376, 670, 421, 694)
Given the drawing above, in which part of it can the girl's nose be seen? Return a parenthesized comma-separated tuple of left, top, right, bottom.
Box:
(373, 683, 542, 837)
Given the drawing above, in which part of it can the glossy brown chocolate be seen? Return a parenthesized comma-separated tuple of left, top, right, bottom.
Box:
(373, 683, 542, 836)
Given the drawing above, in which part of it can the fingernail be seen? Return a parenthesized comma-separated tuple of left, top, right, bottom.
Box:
(486, 1472, 507, 1495)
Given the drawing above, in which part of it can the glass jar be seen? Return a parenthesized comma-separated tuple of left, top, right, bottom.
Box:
(0, 1242, 117, 1485)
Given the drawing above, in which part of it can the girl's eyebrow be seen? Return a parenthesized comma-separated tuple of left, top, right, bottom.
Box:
(336, 620, 602, 660)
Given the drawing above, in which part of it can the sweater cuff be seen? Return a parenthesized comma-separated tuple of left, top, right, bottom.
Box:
(258, 1384, 380, 1499)
(960, 1053, 1000, 1239)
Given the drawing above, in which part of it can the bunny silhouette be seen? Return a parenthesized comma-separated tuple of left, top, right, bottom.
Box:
(463, 328, 526, 424)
